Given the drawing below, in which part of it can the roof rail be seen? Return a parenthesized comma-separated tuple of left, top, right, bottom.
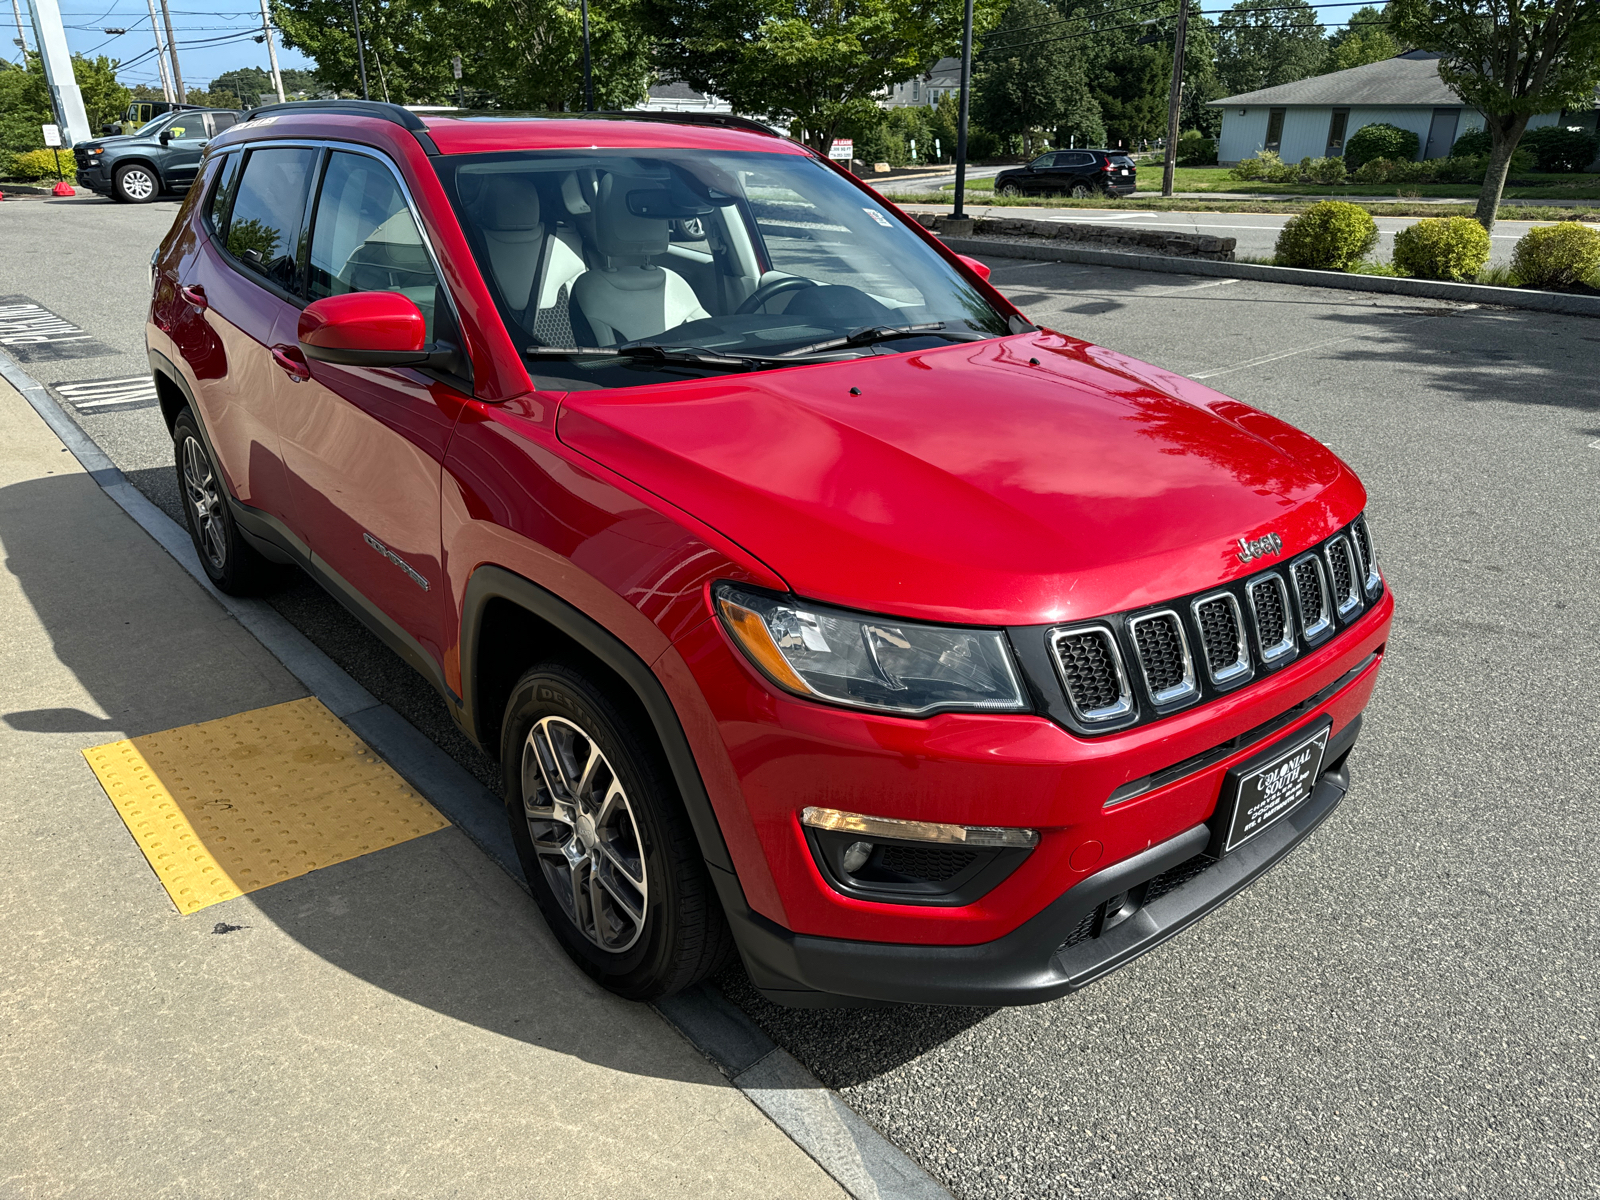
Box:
(243, 99, 430, 133)
(600, 110, 787, 139)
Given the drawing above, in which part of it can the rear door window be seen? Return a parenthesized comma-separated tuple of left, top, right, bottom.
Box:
(209, 112, 238, 134)
(306, 150, 444, 340)
(222, 146, 319, 293)
(206, 151, 241, 232)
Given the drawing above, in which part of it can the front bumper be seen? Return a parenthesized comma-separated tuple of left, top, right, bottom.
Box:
(726, 716, 1361, 1007)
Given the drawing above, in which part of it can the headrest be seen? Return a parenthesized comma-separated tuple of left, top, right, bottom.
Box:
(469, 174, 540, 233)
(593, 173, 669, 260)
(561, 173, 591, 215)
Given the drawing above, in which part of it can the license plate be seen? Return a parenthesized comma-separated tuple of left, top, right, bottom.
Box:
(1211, 720, 1330, 855)
(1120, 169, 1129, 175)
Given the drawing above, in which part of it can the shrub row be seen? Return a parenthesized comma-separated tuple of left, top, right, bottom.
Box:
(1352, 150, 1535, 184)
(1453, 126, 1600, 173)
(1229, 152, 1348, 185)
(1271, 202, 1600, 289)
(4, 147, 75, 182)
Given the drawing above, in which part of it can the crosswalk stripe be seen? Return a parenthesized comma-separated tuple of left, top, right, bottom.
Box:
(51, 375, 160, 412)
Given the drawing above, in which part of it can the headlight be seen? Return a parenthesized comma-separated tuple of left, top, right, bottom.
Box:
(714, 583, 1027, 716)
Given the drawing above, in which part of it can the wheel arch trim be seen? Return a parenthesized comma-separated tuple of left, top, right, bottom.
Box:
(460, 564, 737, 876)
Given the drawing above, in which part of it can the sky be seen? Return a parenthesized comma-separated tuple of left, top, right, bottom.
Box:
(7, 1, 1380, 96)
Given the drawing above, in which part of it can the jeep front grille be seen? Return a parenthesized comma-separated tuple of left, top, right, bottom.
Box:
(1035, 516, 1378, 735)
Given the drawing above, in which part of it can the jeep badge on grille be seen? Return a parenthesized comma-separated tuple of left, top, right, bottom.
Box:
(1235, 532, 1284, 563)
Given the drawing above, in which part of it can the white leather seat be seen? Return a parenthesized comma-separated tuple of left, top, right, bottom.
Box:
(468, 174, 543, 318)
(571, 173, 709, 346)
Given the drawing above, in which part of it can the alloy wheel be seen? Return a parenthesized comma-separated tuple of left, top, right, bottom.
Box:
(1071, 183, 1093, 199)
(119, 168, 155, 201)
(181, 435, 226, 570)
(1000, 183, 1020, 197)
(522, 715, 648, 953)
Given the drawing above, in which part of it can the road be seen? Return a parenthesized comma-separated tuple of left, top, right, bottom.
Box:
(5, 190, 1598, 1200)
(897, 201, 1584, 265)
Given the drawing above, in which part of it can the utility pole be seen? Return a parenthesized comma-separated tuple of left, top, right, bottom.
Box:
(580, 0, 592, 111)
(1160, 0, 1191, 198)
(26, 0, 91, 144)
(157, 0, 184, 102)
(952, 0, 974, 220)
(259, 0, 284, 102)
(350, 0, 369, 100)
(10, 0, 28, 61)
(145, 0, 175, 102)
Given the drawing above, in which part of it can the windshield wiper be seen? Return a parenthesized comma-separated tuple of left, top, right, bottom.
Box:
(776, 322, 980, 357)
(526, 343, 761, 368)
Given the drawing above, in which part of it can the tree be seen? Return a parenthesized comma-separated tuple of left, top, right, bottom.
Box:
(0, 52, 127, 163)
(1066, 0, 1216, 149)
(1215, 0, 1327, 97)
(974, 0, 1075, 153)
(1389, 0, 1600, 230)
(1323, 5, 1401, 71)
(638, 0, 1001, 153)
(272, 0, 650, 110)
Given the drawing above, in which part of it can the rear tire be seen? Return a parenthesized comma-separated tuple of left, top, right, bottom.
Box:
(502, 663, 733, 1000)
(999, 182, 1022, 197)
(1070, 181, 1095, 199)
(113, 163, 159, 203)
(173, 408, 274, 595)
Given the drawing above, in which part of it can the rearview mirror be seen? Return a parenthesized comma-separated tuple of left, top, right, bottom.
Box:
(956, 254, 992, 282)
(298, 291, 459, 371)
(626, 187, 714, 219)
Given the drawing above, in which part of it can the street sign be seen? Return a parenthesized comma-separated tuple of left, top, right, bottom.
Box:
(828, 138, 853, 161)
(41, 124, 61, 147)
(452, 55, 462, 80)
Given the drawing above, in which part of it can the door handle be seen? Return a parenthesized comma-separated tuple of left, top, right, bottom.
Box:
(180, 284, 207, 311)
(271, 344, 311, 382)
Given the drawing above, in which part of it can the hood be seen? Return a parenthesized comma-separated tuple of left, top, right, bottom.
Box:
(556, 331, 1366, 626)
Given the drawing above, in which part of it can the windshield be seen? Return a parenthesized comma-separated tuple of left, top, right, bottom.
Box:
(435, 147, 1011, 389)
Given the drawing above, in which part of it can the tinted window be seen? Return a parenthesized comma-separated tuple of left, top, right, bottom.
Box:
(307, 151, 444, 340)
(1029, 153, 1057, 168)
(1067, 152, 1097, 168)
(210, 112, 238, 133)
(206, 151, 241, 231)
(224, 146, 318, 292)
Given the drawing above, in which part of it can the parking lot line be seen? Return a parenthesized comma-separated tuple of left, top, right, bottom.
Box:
(84, 696, 450, 914)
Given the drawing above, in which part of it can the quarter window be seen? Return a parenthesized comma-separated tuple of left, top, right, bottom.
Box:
(206, 152, 241, 233)
(223, 146, 319, 293)
(306, 151, 444, 341)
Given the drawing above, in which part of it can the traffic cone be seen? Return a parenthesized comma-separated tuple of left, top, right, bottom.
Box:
(52, 181, 76, 197)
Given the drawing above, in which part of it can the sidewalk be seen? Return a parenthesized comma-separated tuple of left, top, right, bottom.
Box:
(0, 374, 845, 1197)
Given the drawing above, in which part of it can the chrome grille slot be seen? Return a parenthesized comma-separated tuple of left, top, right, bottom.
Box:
(1049, 626, 1134, 725)
(1246, 573, 1296, 662)
(1191, 592, 1251, 685)
(1351, 516, 1381, 596)
(1291, 556, 1333, 640)
(1127, 611, 1198, 706)
(1325, 536, 1362, 618)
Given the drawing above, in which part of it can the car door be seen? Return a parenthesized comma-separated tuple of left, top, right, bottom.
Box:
(160, 114, 210, 190)
(167, 145, 315, 532)
(272, 147, 468, 677)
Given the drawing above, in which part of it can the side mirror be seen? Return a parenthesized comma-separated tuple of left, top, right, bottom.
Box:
(159, 130, 171, 145)
(298, 291, 457, 371)
(101, 123, 116, 134)
(956, 254, 992, 282)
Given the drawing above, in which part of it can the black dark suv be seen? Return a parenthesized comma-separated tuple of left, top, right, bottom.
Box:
(994, 150, 1137, 199)
(73, 108, 243, 203)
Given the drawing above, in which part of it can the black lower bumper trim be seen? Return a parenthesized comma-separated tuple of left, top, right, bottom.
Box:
(725, 718, 1360, 1008)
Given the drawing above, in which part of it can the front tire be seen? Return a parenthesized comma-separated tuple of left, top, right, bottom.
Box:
(113, 163, 159, 203)
(998, 182, 1022, 197)
(502, 663, 732, 1000)
(173, 408, 274, 594)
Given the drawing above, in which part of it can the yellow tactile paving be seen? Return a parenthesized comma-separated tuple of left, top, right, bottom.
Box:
(84, 697, 450, 914)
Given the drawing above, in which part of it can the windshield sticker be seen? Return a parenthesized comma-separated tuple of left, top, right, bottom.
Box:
(863, 208, 892, 227)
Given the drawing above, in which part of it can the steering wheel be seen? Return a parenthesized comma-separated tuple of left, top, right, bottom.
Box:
(735, 275, 819, 315)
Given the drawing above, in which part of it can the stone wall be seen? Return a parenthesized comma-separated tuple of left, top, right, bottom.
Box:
(912, 213, 1237, 261)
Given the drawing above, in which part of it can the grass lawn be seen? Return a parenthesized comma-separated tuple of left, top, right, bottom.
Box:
(949, 166, 1600, 202)
(889, 190, 1598, 221)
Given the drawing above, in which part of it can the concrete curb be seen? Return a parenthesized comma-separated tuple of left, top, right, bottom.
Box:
(940, 235, 1600, 318)
(0, 349, 951, 1200)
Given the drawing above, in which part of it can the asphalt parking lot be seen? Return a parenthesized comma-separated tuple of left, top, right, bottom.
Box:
(4, 192, 1598, 1199)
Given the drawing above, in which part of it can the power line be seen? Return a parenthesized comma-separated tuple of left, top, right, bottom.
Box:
(978, 0, 1377, 52)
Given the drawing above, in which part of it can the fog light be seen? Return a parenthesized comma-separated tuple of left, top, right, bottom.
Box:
(801, 806, 1038, 849)
(842, 840, 874, 873)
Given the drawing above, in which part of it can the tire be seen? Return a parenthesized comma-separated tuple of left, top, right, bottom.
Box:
(998, 182, 1022, 197)
(1070, 181, 1095, 200)
(173, 408, 274, 594)
(113, 162, 159, 203)
(502, 663, 733, 1000)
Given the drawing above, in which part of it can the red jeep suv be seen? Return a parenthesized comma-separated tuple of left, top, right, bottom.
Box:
(147, 101, 1391, 1007)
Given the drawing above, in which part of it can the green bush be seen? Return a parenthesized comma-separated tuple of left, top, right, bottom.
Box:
(1177, 132, 1216, 165)
(1352, 150, 1534, 185)
(1344, 122, 1420, 169)
(1520, 125, 1600, 173)
(6, 146, 74, 181)
(1392, 217, 1491, 281)
(1302, 155, 1348, 185)
(1450, 128, 1491, 158)
(1229, 150, 1304, 183)
(1511, 223, 1600, 289)
(1274, 200, 1380, 270)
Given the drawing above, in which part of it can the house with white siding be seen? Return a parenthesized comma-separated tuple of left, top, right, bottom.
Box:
(1210, 50, 1599, 166)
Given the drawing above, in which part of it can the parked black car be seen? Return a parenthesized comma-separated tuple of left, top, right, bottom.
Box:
(72, 108, 243, 203)
(994, 150, 1138, 199)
